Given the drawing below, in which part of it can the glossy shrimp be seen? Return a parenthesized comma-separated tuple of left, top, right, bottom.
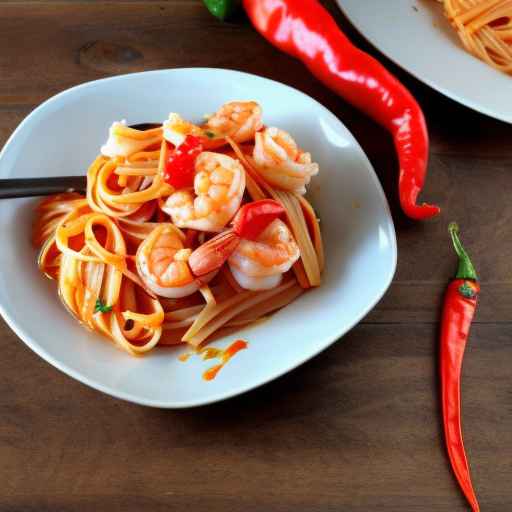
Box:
(136, 224, 215, 299)
(206, 101, 263, 143)
(253, 127, 319, 194)
(162, 152, 245, 232)
(163, 101, 262, 149)
(228, 219, 300, 290)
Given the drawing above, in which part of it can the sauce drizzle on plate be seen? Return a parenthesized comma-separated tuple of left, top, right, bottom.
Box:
(203, 340, 248, 381)
(179, 339, 248, 381)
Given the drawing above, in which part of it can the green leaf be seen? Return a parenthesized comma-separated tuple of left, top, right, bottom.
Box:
(459, 281, 477, 299)
(202, 0, 240, 20)
(204, 130, 216, 139)
(95, 298, 113, 313)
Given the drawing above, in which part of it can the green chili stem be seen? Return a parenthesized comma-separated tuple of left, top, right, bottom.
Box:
(448, 222, 478, 281)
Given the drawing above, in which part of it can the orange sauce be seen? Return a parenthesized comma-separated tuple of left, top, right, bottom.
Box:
(203, 363, 223, 381)
(202, 339, 248, 381)
(178, 339, 248, 381)
(222, 339, 248, 360)
(199, 347, 223, 360)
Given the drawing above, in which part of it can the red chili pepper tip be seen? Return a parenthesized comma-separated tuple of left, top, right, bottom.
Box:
(400, 187, 441, 220)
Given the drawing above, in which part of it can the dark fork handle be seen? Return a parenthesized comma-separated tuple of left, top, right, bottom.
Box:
(0, 176, 87, 199)
(0, 122, 160, 199)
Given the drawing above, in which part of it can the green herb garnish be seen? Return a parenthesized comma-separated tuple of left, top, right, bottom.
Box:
(204, 130, 216, 139)
(95, 298, 113, 313)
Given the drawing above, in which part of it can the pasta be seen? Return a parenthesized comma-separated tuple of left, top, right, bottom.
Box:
(33, 101, 324, 356)
(438, 0, 512, 74)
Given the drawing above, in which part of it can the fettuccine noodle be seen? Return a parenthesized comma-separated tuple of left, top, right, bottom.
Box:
(33, 101, 324, 355)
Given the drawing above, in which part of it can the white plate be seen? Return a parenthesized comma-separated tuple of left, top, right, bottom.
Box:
(0, 68, 396, 408)
(337, 0, 512, 124)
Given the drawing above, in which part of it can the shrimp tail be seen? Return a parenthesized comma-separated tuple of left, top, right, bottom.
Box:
(189, 230, 241, 277)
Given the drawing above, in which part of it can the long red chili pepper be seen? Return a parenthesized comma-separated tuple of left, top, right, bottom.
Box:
(440, 223, 480, 512)
(242, 0, 440, 220)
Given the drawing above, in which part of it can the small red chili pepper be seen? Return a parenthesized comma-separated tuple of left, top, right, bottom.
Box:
(440, 223, 480, 512)
(232, 199, 285, 240)
(163, 135, 202, 188)
(242, 0, 440, 220)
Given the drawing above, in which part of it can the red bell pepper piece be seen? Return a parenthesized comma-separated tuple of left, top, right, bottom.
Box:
(163, 135, 202, 188)
(440, 223, 480, 512)
(242, 0, 440, 220)
(232, 199, 285, 240)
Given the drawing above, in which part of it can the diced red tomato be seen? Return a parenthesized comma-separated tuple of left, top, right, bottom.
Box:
(163, 135, 202, 188)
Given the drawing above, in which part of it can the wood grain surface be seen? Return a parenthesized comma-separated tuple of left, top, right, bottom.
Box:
(1, 1, 511, 511)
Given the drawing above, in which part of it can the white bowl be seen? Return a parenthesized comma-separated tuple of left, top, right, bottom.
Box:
(337, 0, 512, 124)
(0, 68, 396, 408)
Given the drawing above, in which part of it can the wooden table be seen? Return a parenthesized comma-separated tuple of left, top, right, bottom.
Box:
(1, 1, 510, 510)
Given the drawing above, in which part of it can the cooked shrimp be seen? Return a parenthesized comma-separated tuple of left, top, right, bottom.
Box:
(206, 101, 263, 143)
(162, 152, 245, 232)
(228, 219, 300, 291)
(188, 230, 240, 277)
(252, 127, 319, 194)
(101, 120, 162, 158)
(136, 224, 214, 298)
